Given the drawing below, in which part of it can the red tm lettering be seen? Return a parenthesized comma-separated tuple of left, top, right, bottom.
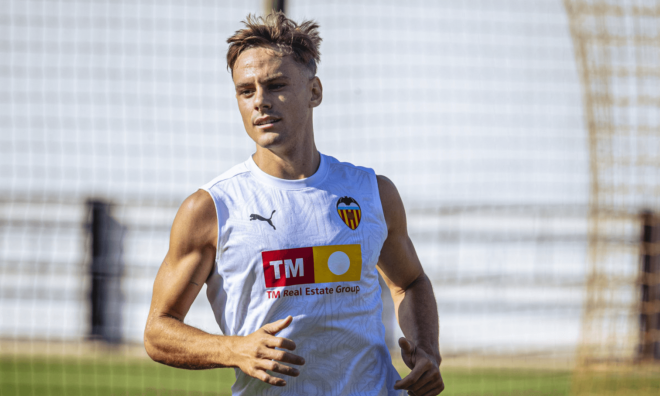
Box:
(262, 247, 315, 288)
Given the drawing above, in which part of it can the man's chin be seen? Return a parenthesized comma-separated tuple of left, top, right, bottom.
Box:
(251, 130, 286, 148)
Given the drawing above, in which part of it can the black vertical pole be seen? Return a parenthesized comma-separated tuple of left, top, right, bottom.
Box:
(264, 0, 286, 15)
(88, 199, 125, 344)
(639, 211, 659, 361)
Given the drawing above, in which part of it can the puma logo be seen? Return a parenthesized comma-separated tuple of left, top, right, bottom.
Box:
(250, 210, 276, 230)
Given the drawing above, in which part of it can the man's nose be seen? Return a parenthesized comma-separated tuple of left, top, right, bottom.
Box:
(253, 86, 271, 111)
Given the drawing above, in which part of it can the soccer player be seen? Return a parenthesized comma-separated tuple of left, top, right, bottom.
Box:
(144, 13, 444, 396)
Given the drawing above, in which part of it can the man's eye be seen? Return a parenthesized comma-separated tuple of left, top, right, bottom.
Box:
(269, 84, 285, 90)
(241, 90, 254, 96)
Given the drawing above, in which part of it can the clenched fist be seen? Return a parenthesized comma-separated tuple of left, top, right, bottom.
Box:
(393, 337, 444, 395)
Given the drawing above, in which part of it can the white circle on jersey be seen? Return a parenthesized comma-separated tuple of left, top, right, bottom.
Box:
(327, 251, 350, 276)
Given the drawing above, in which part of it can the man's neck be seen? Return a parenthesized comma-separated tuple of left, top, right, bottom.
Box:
(252, 143, 321, 180)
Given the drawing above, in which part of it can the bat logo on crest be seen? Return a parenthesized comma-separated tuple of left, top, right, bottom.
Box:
(336, 196, 361, 230)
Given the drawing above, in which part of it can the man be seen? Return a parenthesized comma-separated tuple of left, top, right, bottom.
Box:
(144, 12, 444, 396)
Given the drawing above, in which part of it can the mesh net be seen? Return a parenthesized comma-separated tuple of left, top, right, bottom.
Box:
(1, 0, 659, 395)
(564, 0, 660, 394)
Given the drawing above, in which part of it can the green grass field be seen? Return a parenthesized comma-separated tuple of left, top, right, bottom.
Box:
(1, 355, 659, 396)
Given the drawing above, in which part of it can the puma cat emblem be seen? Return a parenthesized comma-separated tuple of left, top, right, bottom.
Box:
(250, 210, 276, 230)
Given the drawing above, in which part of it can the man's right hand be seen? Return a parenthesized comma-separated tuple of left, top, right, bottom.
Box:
(230, 315, 305, 386)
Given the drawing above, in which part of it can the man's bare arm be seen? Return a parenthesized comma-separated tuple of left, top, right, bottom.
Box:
(376, 175, 444, 396)
(143, 190, 304, 385)
(143, 189, 223, 368)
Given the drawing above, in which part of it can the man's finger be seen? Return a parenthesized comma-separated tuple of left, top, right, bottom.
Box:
(393, 363, 426, 390)
(399, 337, 415, 355)
(265, 348, 306, 366)
(255, 370, 286, 387)
(399, 337, 417, 369)
(416, 384, 443, 396)
(265, 335, 297, 351)
(263, 360, 301, 377)
(408, 370, 436, 393)
(419, 383, 445, 396)
(262, 315, 293, 335)
(413, 373, 443, 395)
(417, 377, 445, 396)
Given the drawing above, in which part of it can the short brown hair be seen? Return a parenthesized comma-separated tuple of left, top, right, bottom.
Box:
(226, 12, 322, 76)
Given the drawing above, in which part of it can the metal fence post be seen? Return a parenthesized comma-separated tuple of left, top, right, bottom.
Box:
(88, 199, 125, 344)
(639, 211, 659, 362)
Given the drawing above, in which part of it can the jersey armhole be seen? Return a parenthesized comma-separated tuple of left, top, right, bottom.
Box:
(197, 187, 224, 283)
(369, 171, 389, 242)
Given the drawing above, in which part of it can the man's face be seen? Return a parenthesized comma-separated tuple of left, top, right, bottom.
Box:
(232, 47, 322, 151)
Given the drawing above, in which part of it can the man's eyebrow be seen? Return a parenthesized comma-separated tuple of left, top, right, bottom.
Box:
(234, 82, 253, 90)
(234, 75, 290, 90)
(261, 75, 289, 83)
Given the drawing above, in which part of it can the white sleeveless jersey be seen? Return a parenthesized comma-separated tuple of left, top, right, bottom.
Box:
(200, 153, 404, 396)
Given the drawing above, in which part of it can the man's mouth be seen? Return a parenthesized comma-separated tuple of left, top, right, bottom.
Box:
(254, 116, 281, 126)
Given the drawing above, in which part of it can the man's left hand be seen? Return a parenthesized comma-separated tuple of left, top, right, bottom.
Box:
(393, 337, 444, 395)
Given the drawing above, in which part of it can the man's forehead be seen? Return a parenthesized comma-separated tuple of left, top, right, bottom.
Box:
(232, 47, 302, 83)
(236, 47, 283, 66)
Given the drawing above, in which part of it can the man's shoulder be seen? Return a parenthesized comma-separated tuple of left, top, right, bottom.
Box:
(172, 189, 218, 248)
(324, 154, 376, 178)
(201, 160, 251, 191)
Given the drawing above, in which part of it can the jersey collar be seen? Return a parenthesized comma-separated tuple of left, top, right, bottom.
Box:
(247, 152, 329, 190)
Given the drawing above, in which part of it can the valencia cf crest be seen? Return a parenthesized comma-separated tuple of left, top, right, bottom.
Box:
(337, 196, 361, 230)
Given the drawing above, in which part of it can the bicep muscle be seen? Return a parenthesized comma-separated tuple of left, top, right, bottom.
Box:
(149, 190, 217, 322)
(376, 175, 424, 294)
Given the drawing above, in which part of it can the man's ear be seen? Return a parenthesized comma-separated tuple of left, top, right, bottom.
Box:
(309, 76, 323, 108)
